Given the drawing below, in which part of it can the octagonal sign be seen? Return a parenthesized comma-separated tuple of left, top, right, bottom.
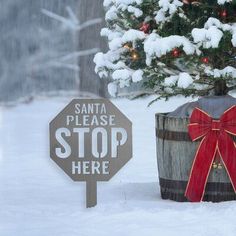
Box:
(50, 99, 132, 207)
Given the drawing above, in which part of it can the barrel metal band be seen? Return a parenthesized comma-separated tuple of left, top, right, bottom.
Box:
(159, 178, 235, 193)
(156, 129, 191, 141)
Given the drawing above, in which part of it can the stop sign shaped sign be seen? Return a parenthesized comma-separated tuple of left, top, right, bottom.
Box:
(50, 99, 132, 207)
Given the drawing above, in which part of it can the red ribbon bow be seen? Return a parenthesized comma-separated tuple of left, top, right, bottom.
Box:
(185, 106, 236, 202)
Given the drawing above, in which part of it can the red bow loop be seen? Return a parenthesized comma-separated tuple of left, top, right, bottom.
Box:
(220, 105, 236, 135)
(185, 106, 236, 202)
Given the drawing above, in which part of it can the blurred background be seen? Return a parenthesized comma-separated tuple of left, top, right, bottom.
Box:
(0, 0, 108, 104)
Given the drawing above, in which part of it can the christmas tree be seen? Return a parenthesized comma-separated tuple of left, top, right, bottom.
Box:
(94, 0, 236, 101)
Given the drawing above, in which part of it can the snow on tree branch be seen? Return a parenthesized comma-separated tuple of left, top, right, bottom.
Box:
(95, 0, 236, 99)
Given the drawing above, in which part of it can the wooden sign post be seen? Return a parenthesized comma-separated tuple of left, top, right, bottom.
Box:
(50, 99, 132, 208)
(86, 179, 97, 208)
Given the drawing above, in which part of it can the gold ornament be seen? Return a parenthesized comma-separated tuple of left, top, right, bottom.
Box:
(212, 162, 218, 169)
(218, 163, 223, 170)
(131, 51, 139, 61)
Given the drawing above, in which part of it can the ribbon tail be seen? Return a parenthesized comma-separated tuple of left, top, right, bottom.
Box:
(218, 132, 236, 193)
(185, 133, 218, 202)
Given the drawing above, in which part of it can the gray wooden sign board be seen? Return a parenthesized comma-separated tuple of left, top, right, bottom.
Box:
(50, 99, 132, 207)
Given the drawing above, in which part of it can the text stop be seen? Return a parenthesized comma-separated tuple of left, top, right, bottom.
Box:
(55, 127, 128, 159)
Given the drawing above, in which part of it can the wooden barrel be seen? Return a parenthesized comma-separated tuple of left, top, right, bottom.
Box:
(155, 113, 236, 202)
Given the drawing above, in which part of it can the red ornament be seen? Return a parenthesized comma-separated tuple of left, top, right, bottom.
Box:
(186, 106, 236, 202)
(201, 57, 209, 64)
(172, 48, 181, 57)
(220, 9, 227, 18)
(140, 22, 150, 34)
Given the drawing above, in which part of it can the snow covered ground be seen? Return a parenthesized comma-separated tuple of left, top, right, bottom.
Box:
(1, 96, 236, 236)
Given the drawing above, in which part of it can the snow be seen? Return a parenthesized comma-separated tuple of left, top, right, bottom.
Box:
(144, 33, 196, 65)
(104, 0, 113, 7)
(192, 26, 223, 49)
(122, 29, 146, 43)
(109, 37, 123, 51)
(94, 51, 125, 78)
(111, 68, 144, 86)
(112, 0, 143, 5)
(164, 75, 178, 86)
(106, 29, 146, 51)
(203, 18, 236, 49)
(163, 73, 193, 89)
(108, 83, 118, 97)
(101, 28, 123, 41)
(105, 6, 118, 21)
(127, 6, 143, 17)
(111, 68, 144, 88)
(193, 17, 236, 49)
(155, 10, 166, 23)
(112, 69, 131, 80)
(112, 69, 132, 81)
(158, 0, 183, 14)
(104, 0, 144, 21)
(132, 69, 144, 82)
(204, 18, 231, 32)
(230, 25, 236, 47)
(231, 33, 236, 47)
(205, 66, 236, 79)
(155, 0, 183, 23)
(177, 73, 194, 89)
(1, 96, 236, 235)
(218, 0, 232, 4)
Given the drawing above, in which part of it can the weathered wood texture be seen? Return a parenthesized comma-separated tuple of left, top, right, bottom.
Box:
(155, 113, 236, 202)
(78, 0, 108, 97)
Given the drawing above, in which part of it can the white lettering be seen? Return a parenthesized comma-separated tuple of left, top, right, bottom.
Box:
(92, 128, 108, 158)
(102, 161, 109, 174)
(66, 115, 74, 126)
(83, 161, 90, 174)
(72, 161, 81, 174)
(75, 104, 80, 114)
(111, 128, 128, 158)
(71, 161, 110, 175)
(55, 128, 71, 158)
(73, 128, 90, 158)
